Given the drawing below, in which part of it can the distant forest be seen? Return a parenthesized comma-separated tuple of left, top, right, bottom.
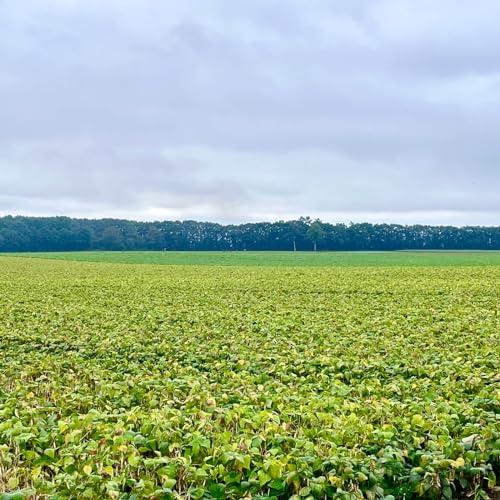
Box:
(0, 216, 498, 252)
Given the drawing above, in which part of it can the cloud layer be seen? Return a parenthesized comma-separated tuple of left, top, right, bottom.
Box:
(1, 0, 499, 224)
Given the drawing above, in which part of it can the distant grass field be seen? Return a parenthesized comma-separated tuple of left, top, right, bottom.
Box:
(7, 250, 500, 267)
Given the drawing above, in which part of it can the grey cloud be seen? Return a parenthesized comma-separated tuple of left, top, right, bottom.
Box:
(1, 143, 247, 203)
(0, 0, 499, 224)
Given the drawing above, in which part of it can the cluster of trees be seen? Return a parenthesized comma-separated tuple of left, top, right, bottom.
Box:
(0, 216, 498, 252)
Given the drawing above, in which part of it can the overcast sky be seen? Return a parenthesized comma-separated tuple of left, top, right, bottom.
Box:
(1, 0, 499, 225)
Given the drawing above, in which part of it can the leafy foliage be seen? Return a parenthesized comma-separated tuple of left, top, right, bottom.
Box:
(0, 215, 499, 252)
(0, 257, 498, 498)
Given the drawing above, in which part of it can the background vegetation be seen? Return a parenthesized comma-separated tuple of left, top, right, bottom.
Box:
(14, 250, 500, 267)
(0, 216, 499, 252)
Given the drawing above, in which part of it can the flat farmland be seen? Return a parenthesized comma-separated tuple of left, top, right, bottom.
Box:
(12, 250, 500, 267)
(0, 255, 498, 498)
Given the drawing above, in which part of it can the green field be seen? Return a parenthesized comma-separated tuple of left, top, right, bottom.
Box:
(0, 256, 498, 498)
(10, 250, 500, 267)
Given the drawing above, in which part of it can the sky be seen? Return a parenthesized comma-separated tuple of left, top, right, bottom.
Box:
(0, 0, 499, 225)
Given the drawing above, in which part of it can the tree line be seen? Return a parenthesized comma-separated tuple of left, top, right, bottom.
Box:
(0, 215, 498, 252)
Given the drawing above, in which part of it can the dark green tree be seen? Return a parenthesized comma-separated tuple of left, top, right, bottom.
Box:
(306, 219, 325, 252)
(0, 216, 498, 252)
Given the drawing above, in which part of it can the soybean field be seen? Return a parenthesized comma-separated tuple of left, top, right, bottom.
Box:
(0, 254, 498, 499)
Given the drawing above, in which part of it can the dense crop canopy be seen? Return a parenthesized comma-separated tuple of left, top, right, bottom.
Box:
(0, 257, 498, 498)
